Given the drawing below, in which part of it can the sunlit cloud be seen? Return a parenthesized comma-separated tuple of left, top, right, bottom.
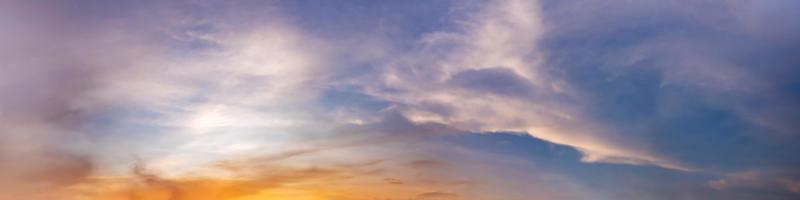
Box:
(352, 0, 688, 170)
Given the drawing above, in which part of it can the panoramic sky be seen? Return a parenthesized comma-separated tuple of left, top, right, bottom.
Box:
(1, 0, 799, 199)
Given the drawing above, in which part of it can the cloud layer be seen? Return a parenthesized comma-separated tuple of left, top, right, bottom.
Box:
(1, 0, 798, 199)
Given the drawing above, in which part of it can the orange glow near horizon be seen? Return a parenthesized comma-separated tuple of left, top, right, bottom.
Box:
(35, 159, 465, 200)
(54, 176, 461, 200)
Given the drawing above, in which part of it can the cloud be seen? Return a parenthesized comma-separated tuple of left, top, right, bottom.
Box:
(384, 178, 404, 185)
(59, 140, 538, 200)
(407, 160, 448, 169)
(32, 0, 343, 179)
(3, 0, 799, 199)
(708, 170, 800, 195)
(0, 1, 338, 197)
(416, 191, 459, 200)
(0, 2, 100, 198)
(63, 161, 347, 200)
(343, 0, 689, 170)
(533, 0, 800, 195)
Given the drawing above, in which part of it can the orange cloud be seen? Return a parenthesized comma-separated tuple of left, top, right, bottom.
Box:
(51, 155, 470, 200)
(416, 191, 460, 200)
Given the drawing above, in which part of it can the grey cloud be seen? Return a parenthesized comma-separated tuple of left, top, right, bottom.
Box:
(384, 178, 404, 185)
(447, 67, 536, 97)
(416, 191, 459, 199)
(0, 2, 103, 198)
(407, 160, 448, 169)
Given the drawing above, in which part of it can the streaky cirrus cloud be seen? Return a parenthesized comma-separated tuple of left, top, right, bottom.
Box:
(350, 0, 689, 170)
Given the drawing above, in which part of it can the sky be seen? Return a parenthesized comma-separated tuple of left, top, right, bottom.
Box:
(1, 0, 799, 199)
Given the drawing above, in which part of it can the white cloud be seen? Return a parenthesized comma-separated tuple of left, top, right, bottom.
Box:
(357, 0, 689, 170)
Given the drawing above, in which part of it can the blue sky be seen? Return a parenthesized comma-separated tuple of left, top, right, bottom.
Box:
(0, 0, 799, 199)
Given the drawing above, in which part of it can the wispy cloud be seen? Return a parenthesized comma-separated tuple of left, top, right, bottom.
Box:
(345, 0, 689, 170)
